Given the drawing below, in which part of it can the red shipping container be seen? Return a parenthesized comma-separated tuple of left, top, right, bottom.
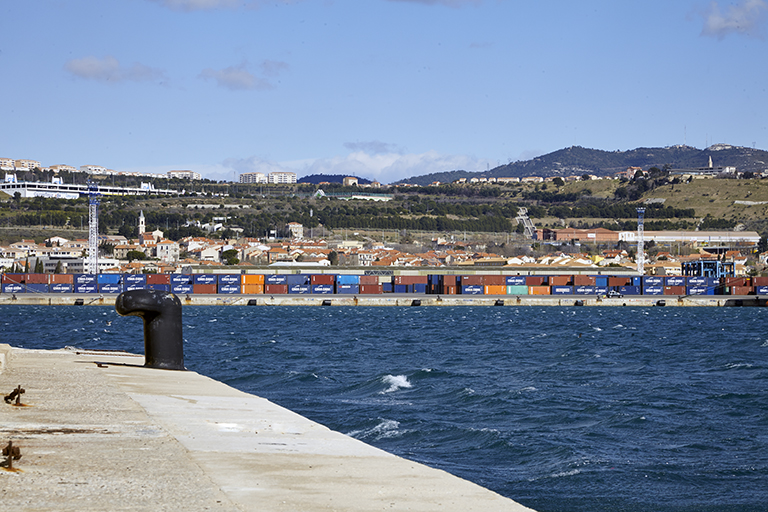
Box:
(264, 284, 288, 295)
(549, 275, 572, 286)
(731, 286, 753, 295)
(664, 286, 686, 295)
(725, 277, 748, 286)
(360, 284, 382, 294)
(608, 277, 630, 286)
(147, 274, 171, 285)
(459, 275, 483, 286)
(753, 276, 768, 286)
(26, 273, 49, 284)
(310, 274, 335, 285)
(193, 284, 217, 294)
(482, 275, 506, 286)
(573, 275, 596, 286)
(51, 274, 74, 284)
(2, 274, 25, 284)
(526, 276, 547, 286)
(360, 275, 379, 285)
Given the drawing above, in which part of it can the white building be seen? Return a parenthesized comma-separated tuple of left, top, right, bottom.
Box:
(287, 222, 304, 239)
(167, 170, 202, 180)
(240, 172, 267, 184)
(268, 172, 297, 184)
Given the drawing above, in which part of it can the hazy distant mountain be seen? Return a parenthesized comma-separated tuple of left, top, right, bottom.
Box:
(398, 144, 768, 186)
(299, 174, 372, 185)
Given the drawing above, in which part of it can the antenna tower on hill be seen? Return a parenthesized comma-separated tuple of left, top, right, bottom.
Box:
(87, 181, 101, 275)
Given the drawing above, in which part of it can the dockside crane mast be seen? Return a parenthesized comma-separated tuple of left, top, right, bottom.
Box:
(515, 207, 537, 239)
(87, 181, 101, 275)
(636, 207, 645, 275)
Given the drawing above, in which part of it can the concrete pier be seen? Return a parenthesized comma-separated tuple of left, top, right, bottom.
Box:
(0, 344, 534, 511)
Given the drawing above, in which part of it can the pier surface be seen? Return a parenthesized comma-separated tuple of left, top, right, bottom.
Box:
(0, 344, 534, 511)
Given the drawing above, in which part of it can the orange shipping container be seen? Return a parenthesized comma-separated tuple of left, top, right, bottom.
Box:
(484, 285, 507, 295)
(529, 286, 551, 295)
(444, 285, 457, 295)
(242, 284, 264, 295)
(573, 275, 596, 286)
(663, 286, 686, 295)
(50, 274, 74, 284)
(26, 273, 49, 284)
(460, 275, 483, 286)
(608, 277, 630, 287)
(549, 275, 572, 286)
(242, 274, 265, 285)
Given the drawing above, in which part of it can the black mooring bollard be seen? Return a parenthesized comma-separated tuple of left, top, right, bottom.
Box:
(115, 289, 185, 370)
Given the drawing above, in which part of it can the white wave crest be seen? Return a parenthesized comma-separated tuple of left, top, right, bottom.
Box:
(380, 374, 412, 394)
(348, 419, 401, 440)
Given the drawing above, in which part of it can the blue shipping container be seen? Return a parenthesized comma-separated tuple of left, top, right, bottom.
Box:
(218, 274, 241, 285)
(643, 276, 664, 286)
(382, 282, 393, 293)
(336, 284, 359, 294)
(170, 274, 192, 285)
(98, 284, 122, 294)
(756, 286, 768, 295)
(124, 274, 147, 285)
(311, 285, 334, 294)
(461, 285, 484, 295)
(595, 277, 609, 287)
(265, 274, 288, 285)
(50, 283, 73, 293)
(413, 283, 427, 294)
(97, 274, 122, 284)
(171, 284, 194, 294)
(665, 276, 687, 286)
(619, 285, 641, 295)
(336, 275, 360, 285)
(574, 286, 596, 295)
(595, 286, 609, 295)
(687, 276, 716, 286)
(394, 285, 408, 293)
(217, 284, 240, 294)
(124, 283, 146, 291)
(687, 286, 712, 295)
(288, 284, 310, 294)
(506, 276, 526, 285)
(146, 284, 170, 292)
(2, 283, 24, 293)
(632, 277, 643, 286)
(75, 283, 98, 294)
(551, 286, 574, 295)
(643, 286, 664, 295)
(285, 275, 310, 286)
(193, 274, 217, 285)
(25, 283, 49, 293)
(74, 274, 97, 285)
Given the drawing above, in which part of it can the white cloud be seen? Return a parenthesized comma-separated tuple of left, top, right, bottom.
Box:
(209, 149, 491, 184)
(700, 0, 768, 39)
(199, 62, 273, 91)
(64, 56, 166, 83)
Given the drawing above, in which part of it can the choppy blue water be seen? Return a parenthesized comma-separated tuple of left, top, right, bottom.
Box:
(3, 305, 768, 512)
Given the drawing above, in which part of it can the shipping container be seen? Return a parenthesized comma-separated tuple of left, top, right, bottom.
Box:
(412, 283, 427, 294)
(643, 276, 664, 286)
(2, 283, 24, 293)
(24, 283, 49, 293)
(595, 277, 609, 288)
(124, 274, 147, 285)
(50, 274, 74, 284)
(217, 274, 241, 285)
(124, 283, 147, 291)
(528, 286, 550, 295)
(482, 275, 506, 286)
(50, 283, 73, 293)
(74, 274, 97, 285)
(147, 274, 171, 285)
(360, 284, 383, 294)
(755, 285, 768, 295)
(172, 284, 194, 294)
(242, 274, 265, 285)
(193, 284, 217, 294)
(97, 274, 122, 284)
(288, 284, 310, 294)
(664, 286, 686, 295)
(574, 286, 596, 295)
(526, 276, 548, 286)
(573, 275, 596, 286)
(687, 286, 713, 295)
(394, 284, 408, 293)
(595, 286, 609, 295)
(484, 285, 506, 295)
(359, 275, 378, 285)
(631, 276, 643, 286)
(193, 274, 218, 285)
(146, 284, 170, 292)
(619, 285, 641, 295)
(731, 285, 753, 295)
(665, 276, 687, 286)
(217, 284, 240, 294)
(551, 286, 574, 295)
(264, 284, 288, 295)
(642, 286, 664, 295)
(461, 285, 484, 295)
(265, 274, 288, 285)
(74, 283, 98, 294)
(394, 275, 428, 285)
(382, 282, 393, 293)
(26, 273, 49, 284)
(311, 284, 334, 294)
(170, 274, 192, 285)
(753, 276, 768, 287)
(459, 275, 483, 286)
(442, 285, 457, 295)
(724, 277, 749, 287)
(98, 283, 123, 294)
(311, 274, 335, 286)
(285, 275, 310, 286)
(608, 277, 630, 287)
(336, 284, 360, 294)
(2, 274, 25, 284)
(506, 285, 528, 295)
(336, 275, 360, 285)
(241, 284, 264, 295)
(549, 275, 572, 286)
(505, 276, 526, 286)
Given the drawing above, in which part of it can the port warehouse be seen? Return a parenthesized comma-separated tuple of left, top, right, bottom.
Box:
(2, 271, 767, 297)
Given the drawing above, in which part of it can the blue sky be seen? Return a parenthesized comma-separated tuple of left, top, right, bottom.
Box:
(2, 0, 767, 184)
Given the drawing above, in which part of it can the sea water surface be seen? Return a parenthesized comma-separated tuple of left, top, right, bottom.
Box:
(3, 304, 767, 512)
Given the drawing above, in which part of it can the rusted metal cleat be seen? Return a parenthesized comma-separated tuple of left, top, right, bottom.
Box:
(4, 385, 25, 405)
(2, 441, 22, 470)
